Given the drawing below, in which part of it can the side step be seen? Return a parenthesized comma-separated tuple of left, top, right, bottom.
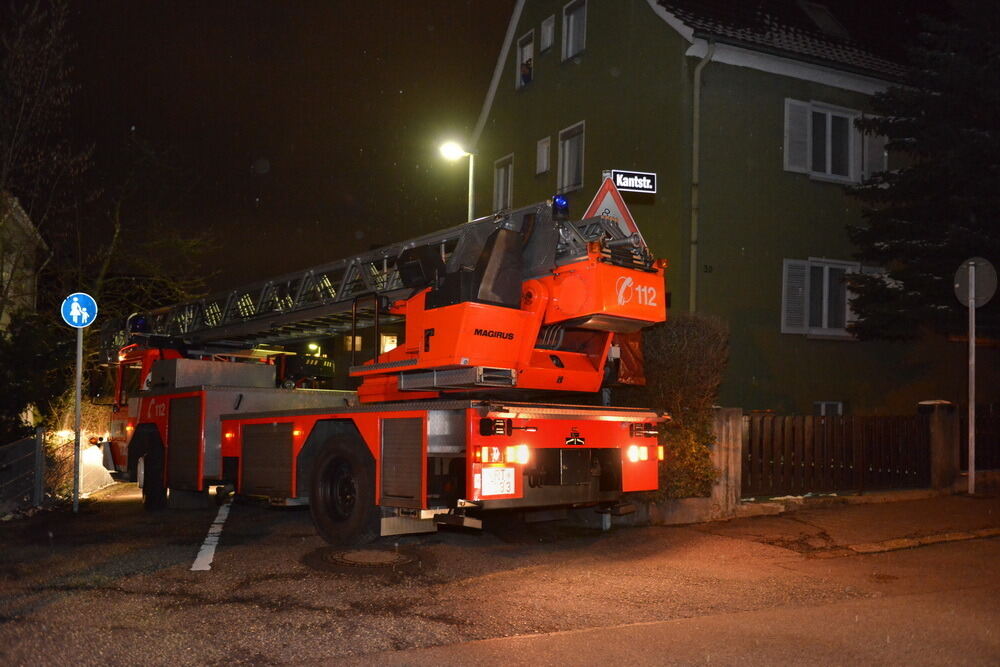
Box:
(379, 508, 483, 537)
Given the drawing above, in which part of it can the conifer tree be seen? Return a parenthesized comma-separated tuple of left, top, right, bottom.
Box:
(848, 5, 1000, 339)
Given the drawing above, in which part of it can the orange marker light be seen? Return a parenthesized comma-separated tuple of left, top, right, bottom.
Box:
(224, 432, 235, 439)
(657, 445, 665, 461)
(292, 429, 303, 437)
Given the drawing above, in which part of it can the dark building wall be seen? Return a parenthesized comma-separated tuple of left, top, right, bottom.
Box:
(474, 0, 1000, 414)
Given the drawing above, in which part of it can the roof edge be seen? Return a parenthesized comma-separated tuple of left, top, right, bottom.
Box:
(471, 0, 526, 149)
(686, 38, 892, 96)
(0, 191, 46, 250)
(645, 0, 694, 43)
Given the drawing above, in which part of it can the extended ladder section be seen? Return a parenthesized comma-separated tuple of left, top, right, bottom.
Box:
(100, 202, 656, 361)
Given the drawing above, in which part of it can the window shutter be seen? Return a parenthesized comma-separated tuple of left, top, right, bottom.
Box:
(862, 133, 888, 180)
(784, 99, 810, 173)
(846, 264, 879, 326)
(781, 259, 810, 333)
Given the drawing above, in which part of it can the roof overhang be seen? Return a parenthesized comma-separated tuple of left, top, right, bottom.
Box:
(649, 0, 895, 95)
(685, 36, 891, 96)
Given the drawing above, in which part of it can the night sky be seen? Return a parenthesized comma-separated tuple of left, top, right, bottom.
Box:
(63, 1, 946, 295)
(68, 1, 515, 291)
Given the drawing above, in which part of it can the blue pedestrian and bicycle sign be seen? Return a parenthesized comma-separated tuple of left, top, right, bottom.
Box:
(61, 292, 98, 329)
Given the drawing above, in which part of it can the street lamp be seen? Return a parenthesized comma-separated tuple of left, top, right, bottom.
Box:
(439, 141, 474, 221)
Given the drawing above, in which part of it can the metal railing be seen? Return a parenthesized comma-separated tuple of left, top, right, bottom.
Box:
(0, 427, 44, 511)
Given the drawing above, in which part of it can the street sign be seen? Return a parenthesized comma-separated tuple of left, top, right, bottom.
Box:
(60, 292, 99, 515)
(953, 257, 997, 308)
(584, 177, 646, 245)
(610, 169, 657, 194)
(61, 292, 98, 328)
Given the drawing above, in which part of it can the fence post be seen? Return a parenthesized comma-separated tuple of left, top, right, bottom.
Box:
(33, 427, 45, 507)
(920, 401, 958, 491)
(711, 408, 743, 518)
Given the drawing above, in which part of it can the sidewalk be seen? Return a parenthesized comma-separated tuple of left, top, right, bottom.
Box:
(700, 493, 1000, 556)
(352, 495, 1000, 665)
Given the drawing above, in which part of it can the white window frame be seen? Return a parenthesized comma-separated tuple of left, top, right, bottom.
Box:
(861, 127, 888, 180)
(814, 401, 844, 416)
(540, 15, 555, 52)
(784, 98, 885, 184)
(781, 257, 860, 338)
(562, 0, 586, 61)
(493, 153, 513, 211)
(809, 103, 859, 182)
(536, 136, 550, 174)
(557, 121, 585, 193)
(515, 30, 534, 89)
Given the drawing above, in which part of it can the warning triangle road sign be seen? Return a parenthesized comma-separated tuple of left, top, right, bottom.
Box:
(582, 177, 646, 246)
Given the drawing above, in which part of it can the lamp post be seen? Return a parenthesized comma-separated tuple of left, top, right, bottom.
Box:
(439, 141, 474, 221)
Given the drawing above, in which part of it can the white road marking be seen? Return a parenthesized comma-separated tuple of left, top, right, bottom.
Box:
(191, 501, 231, 571)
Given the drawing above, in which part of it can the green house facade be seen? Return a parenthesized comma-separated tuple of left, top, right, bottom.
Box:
(470, 0, 998, 415)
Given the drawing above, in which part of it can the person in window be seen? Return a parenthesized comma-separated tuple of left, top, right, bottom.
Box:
(520, 58, 533, 86)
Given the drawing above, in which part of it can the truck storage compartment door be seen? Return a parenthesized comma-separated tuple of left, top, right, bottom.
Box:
(167, 396, 202, 490)
(380, 417, 423, 509)
(241, 422, 294, 498)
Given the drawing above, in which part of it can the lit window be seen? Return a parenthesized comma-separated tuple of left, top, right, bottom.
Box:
(516, 31, 534, 89)
(343, 335, 363, 352)
(562, 0, 586, 60)
(540, 15, 555, 52)
(536, 136, 550, 174)
(557, 122, 584, 192)
(493, 154, 513, 211)
(380, 334, 398, 354)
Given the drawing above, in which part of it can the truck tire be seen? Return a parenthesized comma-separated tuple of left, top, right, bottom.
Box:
(141, 444, 167, 512)
(309, 439, 379, 546)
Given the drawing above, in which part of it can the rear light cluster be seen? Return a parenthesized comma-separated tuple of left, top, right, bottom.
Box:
(476, 444, 530, 465)
(626, 444, 665, 462)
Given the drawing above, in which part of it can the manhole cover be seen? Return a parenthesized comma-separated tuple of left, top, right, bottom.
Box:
(324, 549, 415, 568)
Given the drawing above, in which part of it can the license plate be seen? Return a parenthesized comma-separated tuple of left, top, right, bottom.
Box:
(481, 467, 515, 496)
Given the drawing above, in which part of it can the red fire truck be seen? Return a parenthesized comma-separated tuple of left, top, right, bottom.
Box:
(104, 180, 668, 545)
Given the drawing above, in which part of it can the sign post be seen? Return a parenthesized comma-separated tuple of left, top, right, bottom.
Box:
(60, 292, 98, 513)
(953, 258, 997, 495)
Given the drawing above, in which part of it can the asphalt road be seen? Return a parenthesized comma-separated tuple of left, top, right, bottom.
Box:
(1, 485, 998, 665)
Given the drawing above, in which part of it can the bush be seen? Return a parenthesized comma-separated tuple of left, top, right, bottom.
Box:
(619, 313, 729, 499)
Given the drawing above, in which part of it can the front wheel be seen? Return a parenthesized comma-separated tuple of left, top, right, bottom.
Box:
(309, 439, 379, 546)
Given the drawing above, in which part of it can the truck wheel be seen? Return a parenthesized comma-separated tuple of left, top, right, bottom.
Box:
(310, 439, 378, 546)
(141, 445, 167, 512)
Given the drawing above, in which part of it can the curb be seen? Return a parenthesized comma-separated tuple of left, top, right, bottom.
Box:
(846, 527, 1000, 555)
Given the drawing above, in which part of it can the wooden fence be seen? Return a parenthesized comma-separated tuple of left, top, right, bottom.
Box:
(742, 415, 930, 497)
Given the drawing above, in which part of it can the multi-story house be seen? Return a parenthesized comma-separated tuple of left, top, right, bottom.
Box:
(468, 0, 998, 414)
(0, 192, 46, 330)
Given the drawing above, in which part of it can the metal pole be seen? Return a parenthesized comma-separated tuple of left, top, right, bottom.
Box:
(33, 426, 44, 506)
(968, 261, 976, 495)
(73, 326, 82, 513)
(467, 153, 475, 222)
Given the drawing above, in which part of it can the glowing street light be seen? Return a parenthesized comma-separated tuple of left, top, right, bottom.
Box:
(439, 141, 475, 221)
